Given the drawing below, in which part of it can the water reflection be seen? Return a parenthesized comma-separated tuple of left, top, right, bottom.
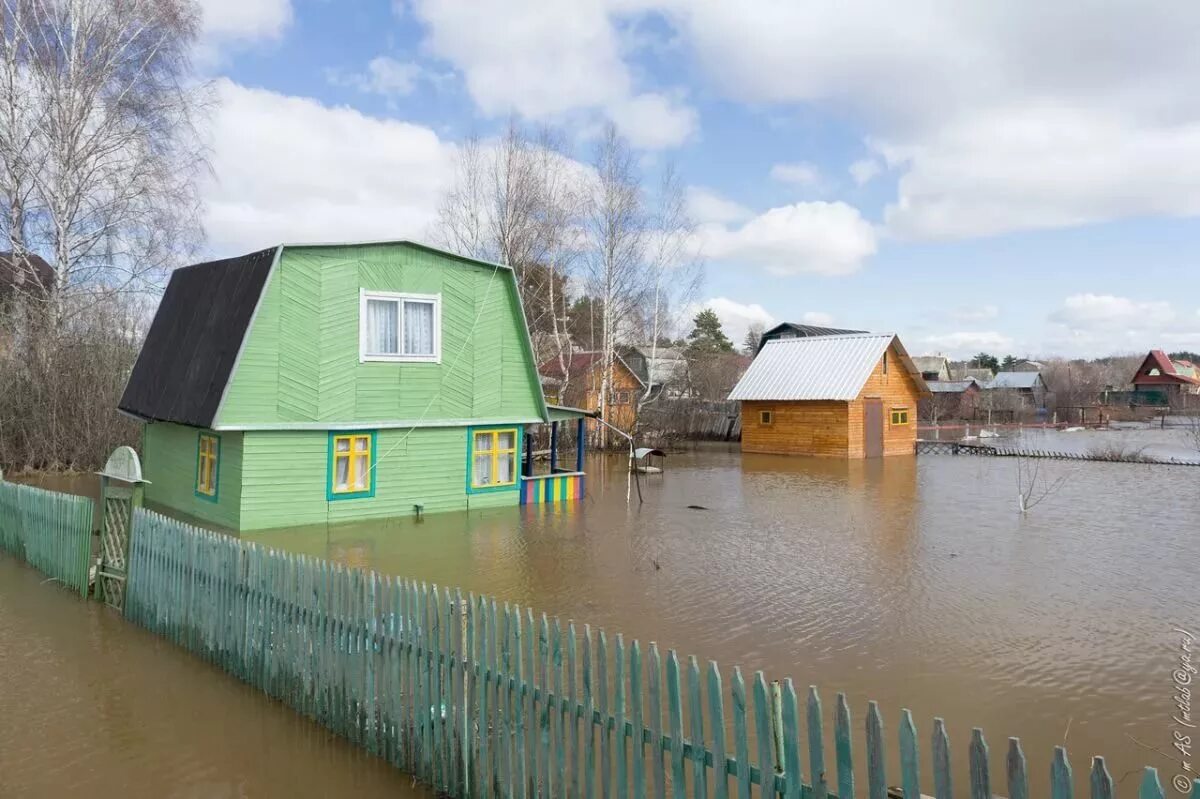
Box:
(244, 442, 1195, 788)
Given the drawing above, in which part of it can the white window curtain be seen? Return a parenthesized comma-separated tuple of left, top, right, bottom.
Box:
(403, 300, 434, 356)
(366, 299, 399, 354)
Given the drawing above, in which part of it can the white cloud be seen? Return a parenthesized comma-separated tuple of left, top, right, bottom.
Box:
(686, 187, 752, 225)
(409, 0, 695, 149)
(849, 159, 881, 186)
(654, 1, 1200, 237)
(801, 311, 835, 326)
(769, 161, 821, 187)
(950, 304, 999, 323)
(919, 331, 1015, 357)
(327, 56, 423, 97)
(687, 297, 776, 346)
(608, 92, 698, 149)
(1050, 293, 1174, 330)
(203, 80, 454, 253)
(700, 201, 877, 276)
(199, 0, 292, 41)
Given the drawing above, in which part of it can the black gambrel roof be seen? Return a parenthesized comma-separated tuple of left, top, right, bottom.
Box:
(119, 248, 277, 428)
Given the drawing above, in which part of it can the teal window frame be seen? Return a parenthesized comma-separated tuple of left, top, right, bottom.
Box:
(326, 430, 378, 501)
(465, 425, 523, 495)
(194, 431, 220, 503)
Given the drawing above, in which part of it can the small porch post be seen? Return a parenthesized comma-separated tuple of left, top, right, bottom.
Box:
(576, 417, 586, 472)
(549, 421, 559, 472)
(524, 425, 534, 477)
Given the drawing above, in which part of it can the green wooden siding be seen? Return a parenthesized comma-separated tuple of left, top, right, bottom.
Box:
(143, 422, 243, 529)
(238, 426, 519, 531)
(218, 243, 544, 428)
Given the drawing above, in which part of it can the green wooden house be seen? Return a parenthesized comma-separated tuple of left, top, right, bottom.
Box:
(119, 241, 590, 532)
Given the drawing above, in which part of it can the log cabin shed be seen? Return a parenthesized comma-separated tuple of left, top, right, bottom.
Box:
(728, 332, 930, 458)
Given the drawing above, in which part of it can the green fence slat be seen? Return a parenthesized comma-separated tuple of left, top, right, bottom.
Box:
(835, 693, 855, 799)
(583, 625, 596, 799)
(753, 673, 773, 797)
(667, 651, 685, 799)
(1090, 756, 1114, 799)
(708, 663, 728, 799)
(568, 622, 580, 799)
(599, 630, 611, 799)
(649, 643, 666, 799)
(553, 619, 566, 799)
(687, 657, 707, 799)
(781, 679, 801, 799)
(615, 635, 628, 799)
(932, 718, 952, 799)
(732, 668, 751, 799)
(542, 613, 554, 799)
(899, 710, 920, 799)
(513, 605, 527, 799)
(968, 728, 989, 799)
(630, 641, 646, 799)
(1139, 767, 1165, 799)
(806, 688, 828, 799)
(1050, 746, 1073, 799)
(866, 701, 886, 799)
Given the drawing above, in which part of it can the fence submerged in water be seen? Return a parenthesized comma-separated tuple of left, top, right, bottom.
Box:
(0, 479, 93, 595)
(916, 439, 1200, 466)
(116, 507, 1191, 799)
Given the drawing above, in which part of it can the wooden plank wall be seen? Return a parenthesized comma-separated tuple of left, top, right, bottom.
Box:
(122, 508, 1189, 799)
(847, 345, 922, 457)
(0, 480, 94, 596)
(740, 400, 849, 456)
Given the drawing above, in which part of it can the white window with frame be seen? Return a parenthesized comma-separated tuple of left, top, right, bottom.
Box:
(359, 290, 441, 363)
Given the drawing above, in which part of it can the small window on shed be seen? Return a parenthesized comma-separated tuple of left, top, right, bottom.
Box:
(890, 408, 909, 426)
(759, 410, 774, 425)
(883, 351, 888, 374)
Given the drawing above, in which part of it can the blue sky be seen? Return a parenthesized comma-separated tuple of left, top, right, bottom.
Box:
(197, 0, 1200, 358)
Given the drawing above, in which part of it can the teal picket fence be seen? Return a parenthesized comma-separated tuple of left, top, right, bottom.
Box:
(125, 509, 1194, 799)
(0, 480, 94, 596)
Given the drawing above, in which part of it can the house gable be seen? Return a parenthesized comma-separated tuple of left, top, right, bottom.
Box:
(214, 241, 547, 429)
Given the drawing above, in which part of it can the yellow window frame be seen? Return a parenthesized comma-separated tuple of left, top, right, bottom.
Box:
(331, 433, 373, 495)
(890, 407, 910, 426)
(759, 410, 774, 425)
(471, 428, 518, 488)
(196, 433, 218, 497)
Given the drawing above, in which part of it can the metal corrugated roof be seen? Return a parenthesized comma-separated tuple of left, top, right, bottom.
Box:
(985, 371, 1043, 389)
(729, 333, 911, 401)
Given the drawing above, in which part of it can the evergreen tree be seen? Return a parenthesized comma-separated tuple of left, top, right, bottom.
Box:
(685, 309, 734, 354)
(970, 352, 1000, 371)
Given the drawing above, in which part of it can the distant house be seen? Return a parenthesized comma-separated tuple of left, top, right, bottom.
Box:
(755, 322, 866, 354)
(0, 251, 54, 306)
(956, 366, 995, 383)
(1130, 350, 1200, 404)
(538, 351, 644, 432)
(912, 355, 953, 382)
(1010, 359, 1044, 373)
(984, 371, 1049, 410)
(119, 240, 592, 531)
(621, 345, 688, 398)
(729, 332, 929, 458)
(922, 378, 982, 421)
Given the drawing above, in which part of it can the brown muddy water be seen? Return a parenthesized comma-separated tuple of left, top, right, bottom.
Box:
(247, 438, 1197, 791)
(0, 556, 433, 798)
(5, 430, 1197, 794)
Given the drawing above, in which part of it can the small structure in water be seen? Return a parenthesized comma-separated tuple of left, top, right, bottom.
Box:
(118, 240, 592, 531)
(632, 447, 666, 474)
(728, 332, 929, 458)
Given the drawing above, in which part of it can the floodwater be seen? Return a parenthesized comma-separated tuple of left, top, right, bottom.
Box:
(5, 427, 1197, 794)
(0, 556, 433, 798)
(245, 433, 1198, 791)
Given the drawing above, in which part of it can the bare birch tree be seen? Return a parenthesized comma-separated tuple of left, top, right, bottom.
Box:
(1, 0, 208, 328)
(584, 124, 648, 448)
(434, 119, 583, 378)
(635, 162, 700, 420)
(0, 0, 209, 472)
